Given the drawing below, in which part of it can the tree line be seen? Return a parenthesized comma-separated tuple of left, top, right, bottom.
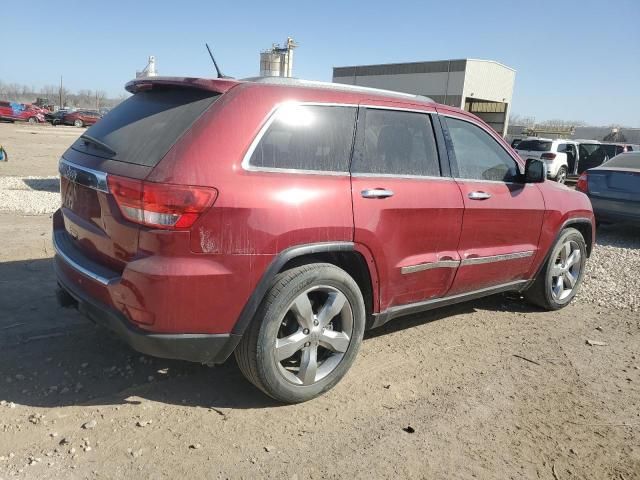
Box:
(0, 80, 127, 109)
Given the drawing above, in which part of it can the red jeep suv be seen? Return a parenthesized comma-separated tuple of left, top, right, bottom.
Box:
(53, 76, 594, 403)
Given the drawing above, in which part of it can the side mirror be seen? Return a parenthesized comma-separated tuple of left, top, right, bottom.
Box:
(524, 158, 546, 183)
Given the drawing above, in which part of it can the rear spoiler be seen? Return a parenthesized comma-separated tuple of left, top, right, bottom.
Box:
(125, 76, 241, 95)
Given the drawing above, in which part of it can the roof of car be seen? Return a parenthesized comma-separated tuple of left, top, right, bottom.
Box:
(126, 76, 435, 106)
(242, 76, 435, 103)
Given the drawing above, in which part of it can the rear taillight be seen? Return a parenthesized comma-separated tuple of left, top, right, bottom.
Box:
(576, 173, 589, 193)
(107, 175, 217, 229)
(541, 153, 557, 160)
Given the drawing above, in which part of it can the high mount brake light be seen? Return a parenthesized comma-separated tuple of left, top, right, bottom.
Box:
(107, 175, 217, 229)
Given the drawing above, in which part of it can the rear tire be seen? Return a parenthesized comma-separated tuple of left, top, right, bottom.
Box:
(28, 117, 37, 124)
(235, 263, 366, 403)
(555, 166, 567, 184)
(74, 119, 84, 128)
(524, 227, 587, 310)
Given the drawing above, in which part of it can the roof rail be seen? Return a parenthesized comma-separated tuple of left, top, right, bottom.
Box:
(242, 76, 434, 103)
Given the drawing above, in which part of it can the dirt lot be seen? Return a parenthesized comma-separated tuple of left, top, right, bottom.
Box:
(0, 122, 638, 479)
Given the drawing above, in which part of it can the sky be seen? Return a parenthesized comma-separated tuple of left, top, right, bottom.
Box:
(1, 0, 639, 126)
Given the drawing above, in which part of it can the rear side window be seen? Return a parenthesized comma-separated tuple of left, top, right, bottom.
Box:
(71, 88, 219, 167)
(517, 140, 552, 152)
(249, 105, 356, 172)
(446, 117, 519, 182)
(351, 108, 440, 176)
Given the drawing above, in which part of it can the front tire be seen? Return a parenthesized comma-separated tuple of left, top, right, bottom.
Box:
(235, 263, 366, 403)
(524, 227, 587, 310)
(28, 117, 37, 124)
(74, 119, 84, 128)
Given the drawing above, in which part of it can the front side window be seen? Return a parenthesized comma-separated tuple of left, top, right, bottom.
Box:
(446, 117, 519, 182)
(351, 108, 440, 176)
(249, 105, 356, 172)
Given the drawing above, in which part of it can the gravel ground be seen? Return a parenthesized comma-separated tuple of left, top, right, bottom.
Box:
(0, 176, 60, 215)
(579, 225, 640, 312)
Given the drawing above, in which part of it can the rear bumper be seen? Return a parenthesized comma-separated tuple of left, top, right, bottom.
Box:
(55, 260, 241, 364)
(590, 196, 640, 224)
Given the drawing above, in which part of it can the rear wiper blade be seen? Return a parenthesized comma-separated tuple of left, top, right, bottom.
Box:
(80, 134, 116, 156)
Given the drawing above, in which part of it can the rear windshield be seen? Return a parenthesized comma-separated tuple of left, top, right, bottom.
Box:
(71, 88, 219, 167)
(516, 140, 552, 152)
(601, 153, 640, 169)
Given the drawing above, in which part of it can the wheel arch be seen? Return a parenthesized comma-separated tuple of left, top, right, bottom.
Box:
(528, 216, 594, 288)
(562, 218, 594, 257)
(232, 242, 378, 336)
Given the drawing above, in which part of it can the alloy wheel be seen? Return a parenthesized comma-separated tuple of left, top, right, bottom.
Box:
(556, 170, 567, 184)
(275, 285, 353, 386)
(550, 240, 582, 301)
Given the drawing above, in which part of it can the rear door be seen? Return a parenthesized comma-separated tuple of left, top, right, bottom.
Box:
(440, 113, 545, 295)
(57, 87, 221, 272)
(351, 104, 464, 311)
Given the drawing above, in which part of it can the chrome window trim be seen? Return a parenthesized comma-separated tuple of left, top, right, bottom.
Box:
(353, 105, 444, 179)
(359, 104, 436, 115)
(52, 234, 118, 286)
(401, 259, 460, 275)
(59, 157, 109, 193)
(453, 177, 534, 187)
(241, 102, 358, 176)
(351, 172, 454, 181)
(460, 250, 534, 266)
(439, 112, 525, 177)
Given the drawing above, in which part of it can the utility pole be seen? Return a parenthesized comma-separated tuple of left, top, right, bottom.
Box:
(59, 76, 63, 108)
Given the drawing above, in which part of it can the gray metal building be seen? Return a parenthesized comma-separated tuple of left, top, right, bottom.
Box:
(333, 59, 516, 136)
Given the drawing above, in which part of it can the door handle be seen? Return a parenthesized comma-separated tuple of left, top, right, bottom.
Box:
(468, 191, 491, 200)
(361, 188, 394, 199)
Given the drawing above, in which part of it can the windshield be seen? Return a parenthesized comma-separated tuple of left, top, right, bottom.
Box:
(71, 88, 219, 167)
(516, 140, 552, 151)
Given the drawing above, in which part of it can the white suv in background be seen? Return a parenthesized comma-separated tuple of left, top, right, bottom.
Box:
(515, 138, 578, 184)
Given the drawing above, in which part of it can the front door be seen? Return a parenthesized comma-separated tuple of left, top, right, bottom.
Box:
(439, 113, 545, 295)
(351, 105, 464, 312)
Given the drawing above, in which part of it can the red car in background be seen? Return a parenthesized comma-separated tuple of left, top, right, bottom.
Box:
(0, 101, 45, 123)
(55, 110, 102, 128)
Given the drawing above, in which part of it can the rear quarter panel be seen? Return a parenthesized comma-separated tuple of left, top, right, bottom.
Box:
(148, 84, 363, 256)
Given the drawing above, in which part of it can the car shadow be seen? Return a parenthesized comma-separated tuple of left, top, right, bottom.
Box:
(22, 177, 60, 193)
(595, 223, 640, 249)
(0, 238, 594, 412)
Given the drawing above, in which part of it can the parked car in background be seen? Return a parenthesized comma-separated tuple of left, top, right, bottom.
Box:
(57, 110, 102, 127)
(575, 140, 607, 175)
(516, 138, 578, 184)
(0, 101, 45, 123)
(53, 76, 594, 403)
(601, 142, 638, 158)
(47, 110, 68, 124)
(510, 138, 522, 149)
(577, 152, 640, 225)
